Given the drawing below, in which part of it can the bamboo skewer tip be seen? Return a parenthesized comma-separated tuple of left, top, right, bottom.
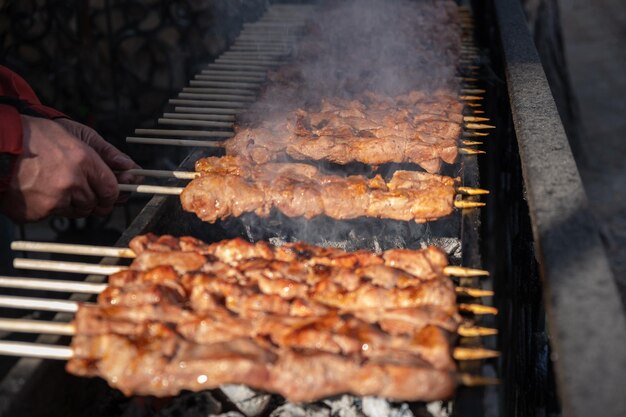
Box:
(454, 347, 501, 360)
(444, 265, 489, 277)
(459, 148, 487, 155)
(459, 303, 499, 315)
(454, 200, 487, 209)
(457, 186, 490, 196)
(459, 373, 501, 386)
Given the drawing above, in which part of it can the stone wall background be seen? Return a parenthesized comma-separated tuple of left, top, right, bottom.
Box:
(0, 0, 265, 165)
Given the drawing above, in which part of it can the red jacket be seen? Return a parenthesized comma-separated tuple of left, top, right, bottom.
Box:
(0, 65, 67, 191)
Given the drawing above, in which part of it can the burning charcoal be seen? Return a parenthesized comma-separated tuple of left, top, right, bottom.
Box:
(323, 395, 365, 417)
(269, 403, 331, 417)
(219, 385, 272, 417)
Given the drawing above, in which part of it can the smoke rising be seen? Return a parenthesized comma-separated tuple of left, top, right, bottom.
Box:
(230, 0, 463, 252)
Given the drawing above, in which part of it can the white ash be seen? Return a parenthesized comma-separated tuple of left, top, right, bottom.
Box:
(270, 403, 331, 417)
(219, 385, 272, 417)
(425, 401, 452, 417)
(210, 412, 247, 417)
(323, 395, 365, 417)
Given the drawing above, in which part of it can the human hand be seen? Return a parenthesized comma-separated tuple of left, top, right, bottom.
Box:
(0, 115, 140, 222)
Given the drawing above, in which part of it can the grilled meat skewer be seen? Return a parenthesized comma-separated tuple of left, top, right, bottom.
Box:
(181, 156, 458, 223)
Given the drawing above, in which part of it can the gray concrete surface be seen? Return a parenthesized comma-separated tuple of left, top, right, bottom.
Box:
(559, 0, 626, 288)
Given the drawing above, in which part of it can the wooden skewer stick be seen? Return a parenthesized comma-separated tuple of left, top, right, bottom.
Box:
(444, 266, 489, 277)
(457, 187, 490, 195)
(206, 64, 270, 74)
(229, 45, 291, 53)
(126, 169, 199, 180)
(196, 73, 265, 82)
(471, 110, 485, 114)
(134, 129, 233, 138)
(459, 148, 486, 155)
(0, 316, 501, 360)
(465, 103, 483, 108)
(463, 116, 490, 122)
(199, 70, 267, 79)
(454, 200, 487, 209)
(455, 287, 494, 297)
(0, 341, 73, 360)
(461, 89, 487, 95)
(179, 92, 255, 102)
(11, 246, 489, 278)
(11, 242, 134, 259)
(219, 53, 285, 60)
(169, 99, 249, 108)
(174, 107, 242, 115)
(453, 347, 500, 360)
(13, 258, 126, 275)
(162, 113, 235, 122)
(0, 295, 80, 313)
(0, 275, 106, 293)
(462, 140, 484, 146)
(182, 87, 256, 96)
(459, 373, 501, 386)
(465, 123, 496, 130)
(0, 340, 502, 383)
(461, 77, 479, 82)
(158, 118, 234, 129)
(126, 137, 223, 148)
(463, 131, 489, 137)
(458, 326, 498, 337)
(215, 59, 280, 67)
(11, 240, 134, 258)
(0, 318, 74, 336)
(460, 95, 484, 101)
(189, 80, 260, 89)
(459, 303, 499, 315)
(118, 184, 184, 196)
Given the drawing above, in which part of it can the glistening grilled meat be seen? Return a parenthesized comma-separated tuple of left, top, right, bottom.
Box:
(181, 156, 458, 223)
(66, 235, 461, 400)
(228, 92, 463, 173)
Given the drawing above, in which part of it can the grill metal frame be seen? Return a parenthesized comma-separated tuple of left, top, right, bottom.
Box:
(484, 1, 626, 416)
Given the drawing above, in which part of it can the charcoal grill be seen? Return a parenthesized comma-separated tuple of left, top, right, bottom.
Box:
(1, 1, 624, 417)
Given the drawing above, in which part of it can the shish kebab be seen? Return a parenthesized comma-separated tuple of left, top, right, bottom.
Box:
(4, 234, 497, 402)
(132, 91, 492, 174)
(120, 155, 485, 224)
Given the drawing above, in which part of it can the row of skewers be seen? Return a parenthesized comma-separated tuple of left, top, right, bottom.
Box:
(0, 1, 498, 405)
(2, 234, 497, 402)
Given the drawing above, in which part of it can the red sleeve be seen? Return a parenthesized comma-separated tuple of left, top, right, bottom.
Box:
(0, 104, 22, 191)
(0, 65, 68, 191)
(0, 65, 67, 119)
